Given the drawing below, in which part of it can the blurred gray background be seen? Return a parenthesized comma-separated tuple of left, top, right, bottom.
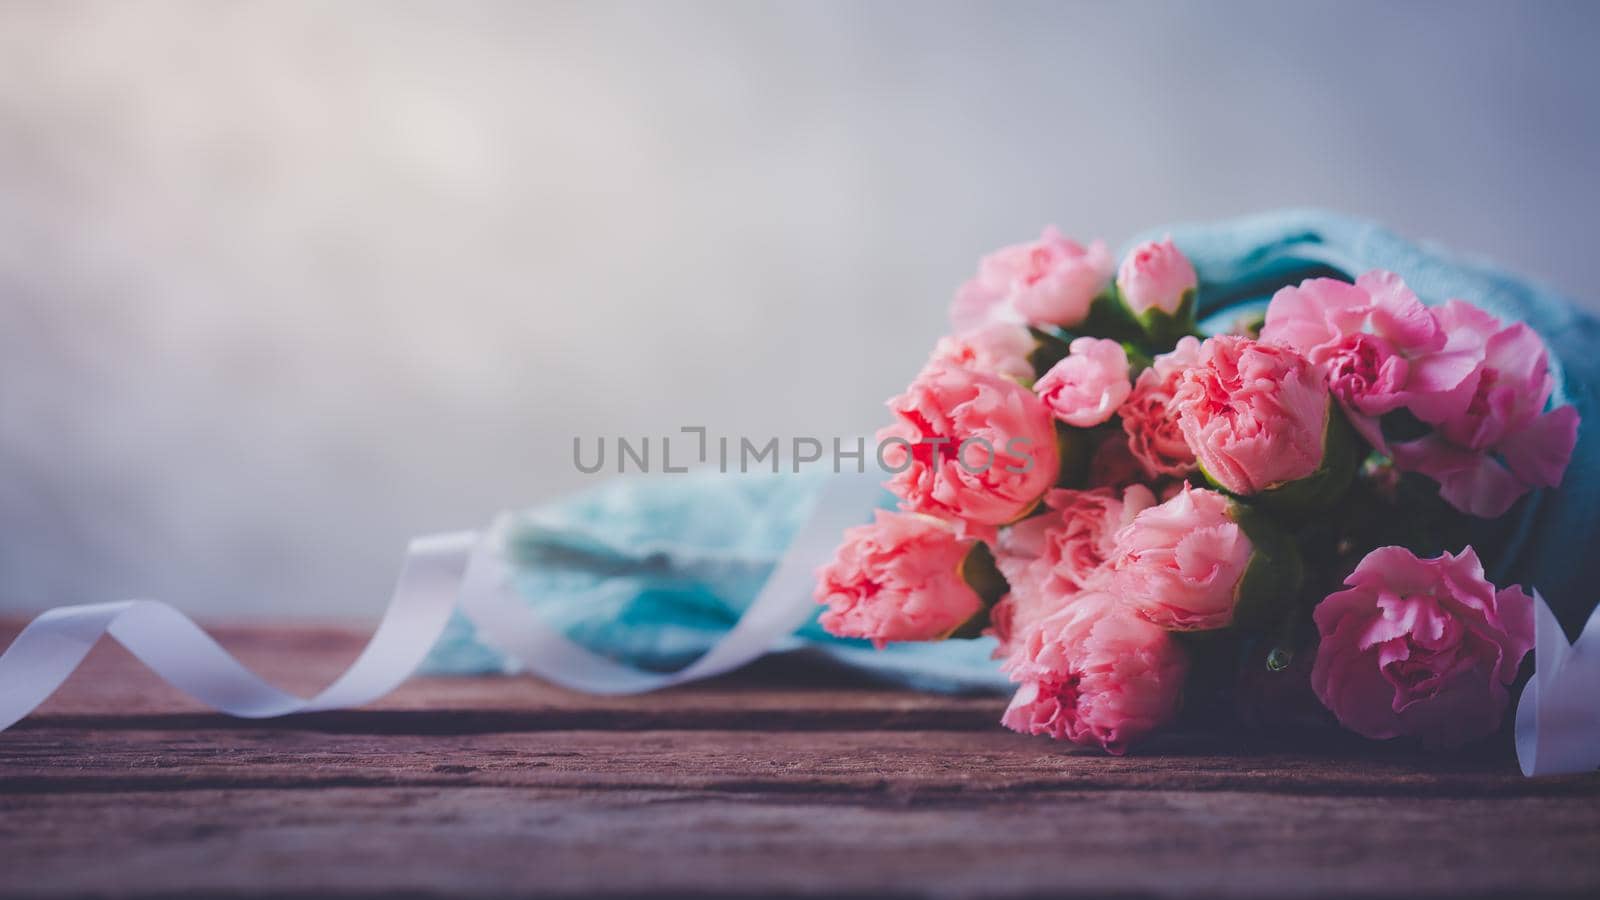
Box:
(2, 0, 1597, 619)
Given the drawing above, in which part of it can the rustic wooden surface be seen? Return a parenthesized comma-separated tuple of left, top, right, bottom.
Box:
(1, 622, 1597, 898)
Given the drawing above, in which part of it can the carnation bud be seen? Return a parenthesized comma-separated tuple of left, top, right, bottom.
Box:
(1116, 238, 1199, 346)
(1109, 485, 1300, 632)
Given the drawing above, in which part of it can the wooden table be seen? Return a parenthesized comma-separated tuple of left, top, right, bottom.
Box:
(2, 623, 1597, 898)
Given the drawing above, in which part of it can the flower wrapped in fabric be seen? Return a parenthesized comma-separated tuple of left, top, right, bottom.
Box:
(807, 213, 1581, 756)
(3, 213, 1594, 769)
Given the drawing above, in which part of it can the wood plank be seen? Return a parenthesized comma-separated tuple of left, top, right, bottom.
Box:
(4, 620, 1597, 898)
(3, 728, 1586, 797)
(3, 786, 1597, 898)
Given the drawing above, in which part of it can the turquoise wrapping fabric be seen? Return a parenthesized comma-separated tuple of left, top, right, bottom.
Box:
(425, 210, 1596, 686)
(423, 470, 1013, 692)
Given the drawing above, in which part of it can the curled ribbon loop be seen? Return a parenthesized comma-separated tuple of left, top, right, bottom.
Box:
(0, 531, 480, 730)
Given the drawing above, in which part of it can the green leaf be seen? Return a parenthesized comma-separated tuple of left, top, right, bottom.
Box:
(1121, 342, 1154, 379)
(1228, 501, 1306, 632)
(945, 541, 1009, 640)
(959, 541, 1008, 607)
(1132, 289, 1199, 352)
(1080, 288, 1145, 343)
(1026, 326, 1072, 380)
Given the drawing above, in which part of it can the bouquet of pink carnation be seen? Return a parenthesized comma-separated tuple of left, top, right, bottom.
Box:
(815, 228, 1580, 754)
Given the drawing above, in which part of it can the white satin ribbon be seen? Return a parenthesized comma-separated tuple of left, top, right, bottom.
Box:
(0, 530, 481, 730)
(1515, 592, 1600, 776)
(0, 470, 881, 731)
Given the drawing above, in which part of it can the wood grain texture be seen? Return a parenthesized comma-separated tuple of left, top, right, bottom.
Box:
(1, 621, 1597, 898)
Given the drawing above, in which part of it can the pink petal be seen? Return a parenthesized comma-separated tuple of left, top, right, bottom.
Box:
(1392, 435, 1528, 518)
(1356, 270, 1444, 354)
(1405, 347, 1482, 396)
(1345, 406, 1388, 454)
(1498, 404, 1579, 489)
(1261, 279, 1363, 353)
(1482, 322, 1550, 393)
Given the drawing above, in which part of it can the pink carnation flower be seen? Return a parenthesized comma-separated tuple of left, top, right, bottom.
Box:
(1260, 271, 1483, 452)
(1309, 545, 1533, 748)
(1172, 335, 1330, 496)
(1107, 485, 1253, 631)
(1001, 591, 1188, 754)
(950, 226, 1113, 331)
(985, 591, 1038, 661)
(1120, 336, 1202, 478)
(989, 485, 1157, 654)
(815, 510, 983, 648)
(1034, 337, 1132, 428)
(999, 485, 1157, 596)
(1116, 237, 1197, 316)
(878, 358, 1060, 526)
(930, 321, 1037, 384)
(1389, 300, 1579, 518)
